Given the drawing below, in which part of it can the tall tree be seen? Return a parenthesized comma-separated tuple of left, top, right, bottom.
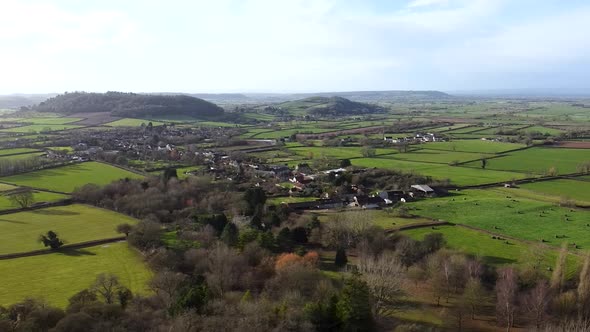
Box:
(578, 253, 590, 318)
(357, 251, 404, 315)
(337, 272, 374, 332)
(220, 222, 239, 247)
(496, 267, 518, 332)
(550, 243, 568, 292)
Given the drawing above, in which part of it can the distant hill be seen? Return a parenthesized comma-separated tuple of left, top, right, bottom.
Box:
(278, 96, 384, 116)
(0, 94, 56, 109)
(32, 92, 224, 118)
(245, 90, 452, 103)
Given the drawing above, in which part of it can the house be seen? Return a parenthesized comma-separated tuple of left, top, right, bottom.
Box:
(410, 184, 435, 197)
(378, 190, 410, 203)
(351, 195, 385, 209)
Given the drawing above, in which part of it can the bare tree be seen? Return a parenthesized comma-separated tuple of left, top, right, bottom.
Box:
(550, 243, 568, 292)
(92, 273, 120, 304)
(463, 277, 485, 320)
(496, 267, 518, 332)
(149, 270, 187, 309)
(357, 250, 404, 315)
(206, 242, 244, 296)
(579, 253, 590, 318)
(523, 280, 552, 330)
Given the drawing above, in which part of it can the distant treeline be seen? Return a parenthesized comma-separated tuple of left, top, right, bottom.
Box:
(30, 92, 224, 118)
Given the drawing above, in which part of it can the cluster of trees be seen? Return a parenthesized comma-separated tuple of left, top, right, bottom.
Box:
(0, 156, 67, 177)
(73, 176, 243, 223)
(33, 92, 224, 118)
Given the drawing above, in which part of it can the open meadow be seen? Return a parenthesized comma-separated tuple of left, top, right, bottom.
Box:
(0, 242, 151, 307)
(406, 189, 590, 249)
(0, 204, 138, 254)
(0, 161, 144, 193)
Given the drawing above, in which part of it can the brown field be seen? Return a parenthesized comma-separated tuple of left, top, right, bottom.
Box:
(555, 141, 590, 149)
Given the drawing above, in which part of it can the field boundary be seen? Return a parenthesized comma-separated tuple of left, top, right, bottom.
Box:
(384, 220, 451, 233)
(0, 199, 73, 216)
(93, 160, 149, 177)
(0, 236, 127, 260)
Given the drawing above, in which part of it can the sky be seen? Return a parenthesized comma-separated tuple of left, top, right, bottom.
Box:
(1, 0, 590, 94)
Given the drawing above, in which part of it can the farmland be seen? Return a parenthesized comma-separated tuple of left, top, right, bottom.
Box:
(1, 161, 144, 192)
(464, 147, 590, 174)
(105, 118, 165, 127)
(0, 204, 138, 255)
(0, 242, 151, 307)
(405, 189, 590, 249)
(0, 148, 41, 156)
(519, 178, 590, 205)
(422, 140, 525, 153)
(0, 190, 67, 211)
(0, 124, 83, 133)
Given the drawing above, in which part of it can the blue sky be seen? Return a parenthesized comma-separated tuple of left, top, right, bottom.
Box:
(1, 0, 589, 93)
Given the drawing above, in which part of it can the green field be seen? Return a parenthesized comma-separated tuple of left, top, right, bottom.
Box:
(0, 190, 67, 211)
(288, 146, 395, 160)
(0, 124, 82, 133)
(424, 140, 525, 153)
(381, 149, 488, 164)
(14, 117, 82, 125)
(0, 204, 138, 255)
(1, 162, 144, 193)
(519, 179, 590, 205)
(0, 148, 41, 156)
(403, 225, 578, 273)
(0, 242, 151, 307)
(520, 126, 564, 135)
(407, 189, 590, 249)
(464, 147, 590, 175)
(104, 118, 165, 127)
(351, 158, 527, 186)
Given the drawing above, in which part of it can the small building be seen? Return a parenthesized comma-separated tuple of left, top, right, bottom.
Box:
(410, 184, 435, 197)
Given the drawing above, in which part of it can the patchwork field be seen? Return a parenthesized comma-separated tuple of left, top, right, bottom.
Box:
(519, 178, 590, 205)
(423, 140, 525, 153)
(403, 225, 579, 274)
(0, 242, 151, 307)
(105, 118, 165, 127)
(464, 147, 590, 175)
(0, 148, 41, 156)
(0, 124, 82, 133)
(380, 149, 488, 164)
(0, 204, 138, 255)
(406, 189, 590, 249)
(0, 190, 67, 211)
(1, 161, 144, 193)
(14, 117, 82, 125)
(351, 157, 527, 186)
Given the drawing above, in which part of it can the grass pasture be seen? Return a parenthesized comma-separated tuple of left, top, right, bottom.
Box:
(0, 124, 82, 133)
(0, 161, 144, 193)
(14, 117, 82, 125)
(351, 158, 528, 186)
(464, 147, 590, 175)
(105, 118, 165, 127)
(0, 242, 151, 307)
(0, 204, 138, 255)
(423, 140, 525, 153)
(403, 225, 579, 274)
(0, 148, 41, 156)
(0, 190, 67, 211)
(519, 179, 590, 205)
(407, 189, 590, 249)
(381, 149, 488, 164)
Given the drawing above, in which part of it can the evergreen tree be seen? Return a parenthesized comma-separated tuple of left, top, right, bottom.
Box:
(220, 222, 239, 247)
(337, 272, 374, 331)
(335, 248, 348, 268)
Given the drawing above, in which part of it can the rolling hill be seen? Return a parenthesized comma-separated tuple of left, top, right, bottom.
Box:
(277, 96, 384, 116)
(32, 92, 224, 118)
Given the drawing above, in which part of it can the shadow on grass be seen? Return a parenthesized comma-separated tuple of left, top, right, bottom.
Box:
(32, 209, 80, 216)
(482, 256, 516, 265)
(0, 218, 27, 224)
(57, 248, 97, 256)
